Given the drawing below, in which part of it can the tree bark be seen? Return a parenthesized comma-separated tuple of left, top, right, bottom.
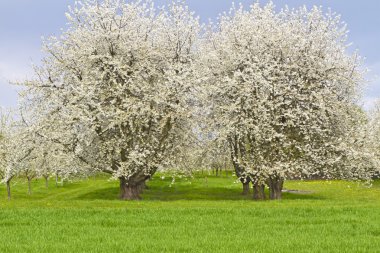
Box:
(119, 177, 145, 200)
(232, 160, 251, 195)
(267, 177, 284, 200)
(242, 181, 250, 195)
(6, 180, 11, 200)
(253, 182, 266, 200)
(44, 176, 49, 189)
(55, 172, 59, 187)
(141, 181, 148, 190)
(27, 178, 32, 195)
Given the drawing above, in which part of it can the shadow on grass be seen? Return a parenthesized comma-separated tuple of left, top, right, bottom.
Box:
(76, 182, 324, 201)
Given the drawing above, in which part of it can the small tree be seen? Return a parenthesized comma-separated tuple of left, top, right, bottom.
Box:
(0, 109, 11, 199)
(0, 111, 33, 199)
(365, 101, 380, 178)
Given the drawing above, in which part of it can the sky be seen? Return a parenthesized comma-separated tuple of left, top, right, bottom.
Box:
(0, 0, 379, 109)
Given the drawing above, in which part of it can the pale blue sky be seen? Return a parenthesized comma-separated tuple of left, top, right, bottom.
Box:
(0, 0, 379, 109)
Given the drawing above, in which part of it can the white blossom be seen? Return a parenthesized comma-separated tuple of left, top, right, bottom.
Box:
(20, 0, 201, 199)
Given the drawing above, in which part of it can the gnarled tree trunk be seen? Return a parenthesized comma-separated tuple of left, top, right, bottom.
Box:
(253, 182, 266, 200)
(229, 138, 251, 195)
(232, 163, 251, 195)
(241, 180, 250, 195)
(119, 177, 146, 200)
(267, 177, 284, 200)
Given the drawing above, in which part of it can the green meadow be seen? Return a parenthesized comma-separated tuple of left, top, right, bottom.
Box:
(1, 174, 380, 253)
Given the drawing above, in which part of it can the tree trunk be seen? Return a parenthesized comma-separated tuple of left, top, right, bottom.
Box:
(44, 176, 49, 189)
(242, 181, 250, 195)
(267, 177, 284, 200)
(27, 178, 32, 195)
(141, 181, 149, 190)
(119, 177, 145, 200)
(55, 172, 59, 187)
(6, 180, 11, 200)
(253, 182, 266, 200)
(232, 162, 250, 195)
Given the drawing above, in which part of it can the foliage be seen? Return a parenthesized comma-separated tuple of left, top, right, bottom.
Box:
(2, 0, 380, 201)
(201, 2, 377, 198)
(20, 0, 201, 199)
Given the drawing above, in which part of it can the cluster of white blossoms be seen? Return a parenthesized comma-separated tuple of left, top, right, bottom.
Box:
(1, 1, 379, 200)
(7, 0, 201, 200)
(200, 3, 379, 199)
(0, 109, 11, 182)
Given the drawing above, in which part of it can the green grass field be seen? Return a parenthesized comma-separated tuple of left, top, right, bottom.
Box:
(1, 173, 380, 253)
